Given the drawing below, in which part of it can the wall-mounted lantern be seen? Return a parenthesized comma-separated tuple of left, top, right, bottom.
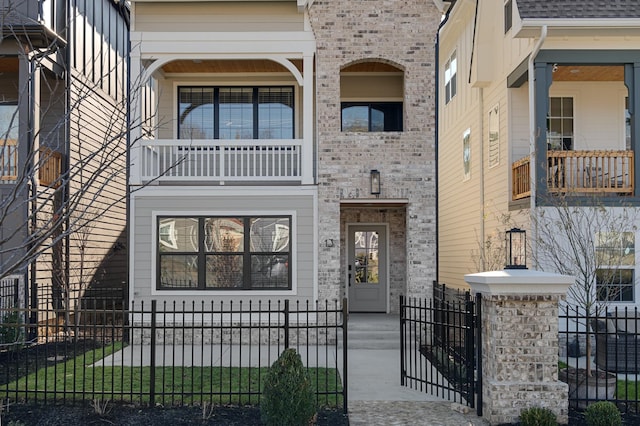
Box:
(370, 169, 381, 197)
(505, 228, 527, 269)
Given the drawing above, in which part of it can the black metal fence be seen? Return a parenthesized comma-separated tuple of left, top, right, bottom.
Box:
(560, 305, 640, 413)
(400, 285, 482, 416)
(0, 298, 347, 413)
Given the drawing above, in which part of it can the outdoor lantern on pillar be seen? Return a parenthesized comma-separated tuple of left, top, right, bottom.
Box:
(505, 228, 527, 269)
(370, 169, 381, 197)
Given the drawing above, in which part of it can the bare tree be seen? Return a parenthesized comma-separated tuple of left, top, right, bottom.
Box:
(531, 194, 639, 376)
(0, 3, 173, 330)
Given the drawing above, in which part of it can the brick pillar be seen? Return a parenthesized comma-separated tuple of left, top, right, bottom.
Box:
(465, 270, 574, 425)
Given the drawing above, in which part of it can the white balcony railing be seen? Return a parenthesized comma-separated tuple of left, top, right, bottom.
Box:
(139, 139, 304, 183)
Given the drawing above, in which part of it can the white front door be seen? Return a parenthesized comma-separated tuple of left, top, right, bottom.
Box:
(347, 225, 387, 312)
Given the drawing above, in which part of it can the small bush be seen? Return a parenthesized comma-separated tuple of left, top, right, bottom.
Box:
(584, 401, 622, 426)
(260, 348, 316, 426)
(0, 311, 23, 347)
(519, 407, 558, 426)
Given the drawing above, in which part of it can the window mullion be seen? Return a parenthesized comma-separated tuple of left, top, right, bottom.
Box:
(253, 87, 259, 139)
(214, 88, 220, 139)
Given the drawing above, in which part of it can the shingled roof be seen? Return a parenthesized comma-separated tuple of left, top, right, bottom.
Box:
(516, 0, 640, 20)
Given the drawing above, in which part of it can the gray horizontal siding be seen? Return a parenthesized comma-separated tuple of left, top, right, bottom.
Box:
(131, 192, 315, 306)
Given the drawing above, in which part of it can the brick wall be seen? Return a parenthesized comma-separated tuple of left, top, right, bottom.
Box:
(309, 0, 441, 304)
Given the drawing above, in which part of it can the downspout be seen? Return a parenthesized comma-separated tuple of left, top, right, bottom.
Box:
(528, 25, 547, 264)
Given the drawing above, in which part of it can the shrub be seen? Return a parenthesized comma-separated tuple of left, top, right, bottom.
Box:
(260, 348, 316, 426)
(0, 311, 23, 347)
(584, 401, 622, 426)
(519, 407, 558, 426)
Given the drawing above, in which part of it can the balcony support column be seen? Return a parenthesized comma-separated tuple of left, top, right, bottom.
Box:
(302, 53, 314, 185)
(533, 61, 553, 203)
(129, 52, 142, 186)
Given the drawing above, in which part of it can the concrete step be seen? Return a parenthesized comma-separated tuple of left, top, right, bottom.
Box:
(339, 328, 401, 350)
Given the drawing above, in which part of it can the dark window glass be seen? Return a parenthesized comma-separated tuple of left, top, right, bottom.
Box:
(341, 102, 403, 132)
(504, 0, 513, 33)
(597, 269, 634, 302)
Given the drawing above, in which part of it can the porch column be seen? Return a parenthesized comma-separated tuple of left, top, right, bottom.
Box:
(465, 270, 574, 425)
(302, 53, 314, 185)
(129, 50, 142, 186)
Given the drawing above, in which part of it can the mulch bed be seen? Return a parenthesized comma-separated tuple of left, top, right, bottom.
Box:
(1, 403, 348, 425)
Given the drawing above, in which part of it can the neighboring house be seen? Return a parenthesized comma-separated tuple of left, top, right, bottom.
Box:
(128, 0, 442, 314)
(438, 1, 640, 305)
(0, 1, 129, 314)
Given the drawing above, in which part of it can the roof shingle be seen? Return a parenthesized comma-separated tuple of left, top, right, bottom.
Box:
(516, 0, 640, 20)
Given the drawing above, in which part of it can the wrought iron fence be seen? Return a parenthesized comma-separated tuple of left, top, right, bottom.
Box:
(560, 305, 640, 412)
(0, 298, 347, 413)
(400, 286, 482, 416)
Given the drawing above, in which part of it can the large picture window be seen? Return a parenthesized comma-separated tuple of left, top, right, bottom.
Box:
(341, 102, 403, 132)
(158, 216, 291, 290)
(178, 86, 294, 140)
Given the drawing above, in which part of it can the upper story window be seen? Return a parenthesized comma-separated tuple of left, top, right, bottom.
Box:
(445, 51, 457, 104)
(340, 61, 404, 132)
(341, 103, 403, 132)
(178, 86, 294, 140)
(504, 0, 513, 33)
(547, 97, 574, 150)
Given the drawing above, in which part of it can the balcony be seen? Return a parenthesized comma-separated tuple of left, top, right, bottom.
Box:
(512, 150, 634, 200)
(138, 139, 305, 184)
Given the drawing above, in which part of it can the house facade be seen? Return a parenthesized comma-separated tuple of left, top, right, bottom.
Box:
(128, 0, 442, 313)
(438, 1, 640, 306)
(0, 1, 129, 313)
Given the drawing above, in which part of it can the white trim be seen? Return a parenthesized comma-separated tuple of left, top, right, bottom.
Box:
(312, 189, 319, 303)
(131, 185, 318, 198)
(151, 210, 298, 297)
(128, 195, 137, 310)
(345, 223, 390, 313)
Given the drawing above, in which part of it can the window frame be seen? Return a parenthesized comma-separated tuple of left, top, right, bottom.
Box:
(546, 96, 574, 150)
(444, 51, 457, 104)
(595, 231, 636, 303)
(157, 215, 293, 291)
(177, 85, 295, 140)
(340, 102, 403, 132)
(504, 0, 513, 33)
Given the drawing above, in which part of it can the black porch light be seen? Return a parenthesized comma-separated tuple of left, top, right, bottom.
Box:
(370, 169, 381, 197)
(505, 228, 527, 269)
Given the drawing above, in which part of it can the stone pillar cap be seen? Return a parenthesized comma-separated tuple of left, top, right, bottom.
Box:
(464, 269, 574, 296)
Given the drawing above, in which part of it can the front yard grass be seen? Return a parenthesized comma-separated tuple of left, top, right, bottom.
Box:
(1, 343, 343, 407)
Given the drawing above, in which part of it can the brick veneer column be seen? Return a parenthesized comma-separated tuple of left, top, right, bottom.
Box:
(465, 270, 574, 425)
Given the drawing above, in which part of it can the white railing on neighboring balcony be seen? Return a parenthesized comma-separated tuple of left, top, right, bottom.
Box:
(139, 139, 304, 183)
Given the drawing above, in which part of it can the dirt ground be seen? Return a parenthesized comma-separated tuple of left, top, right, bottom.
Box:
(2, 403, 349, 425)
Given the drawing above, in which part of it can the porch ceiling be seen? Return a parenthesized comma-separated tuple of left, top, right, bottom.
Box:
(553, 65, 623, 82)
(161, 59, 303, 74)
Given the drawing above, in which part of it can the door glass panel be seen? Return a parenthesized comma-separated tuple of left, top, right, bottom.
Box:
(354, 231, 379, 284)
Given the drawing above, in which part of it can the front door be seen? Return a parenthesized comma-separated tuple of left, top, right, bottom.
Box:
(347, 225, 387, 312)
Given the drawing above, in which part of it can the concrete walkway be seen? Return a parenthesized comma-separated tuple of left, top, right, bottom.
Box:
(346, 313, 488, 425)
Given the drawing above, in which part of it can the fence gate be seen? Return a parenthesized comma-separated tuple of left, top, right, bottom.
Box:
(400, 284, 482, 416)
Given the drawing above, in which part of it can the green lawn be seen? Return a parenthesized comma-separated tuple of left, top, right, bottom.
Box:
(2, 344, 343, 407)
